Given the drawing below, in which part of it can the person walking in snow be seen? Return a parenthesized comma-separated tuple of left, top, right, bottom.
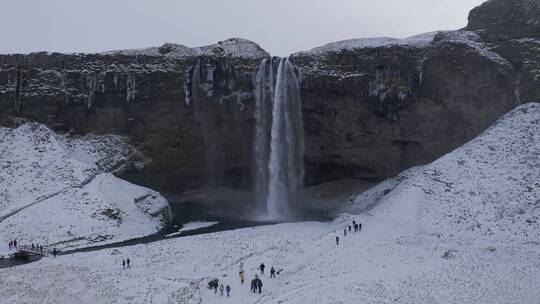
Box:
(359, 223, 362, 231)
(53, 248, 57, 257)
(348, 225, 351, 232)
(270, 267, 276, 278)
(213, 282, 218, 294)
(336, 236, 339, 245)
(239, 262, 245, 284)
(122, 259, 126, 269)
(251, 275, 259, 293)
(126, 258, 131, 268)
(226, 284, 231, 297)
(344, 228, 347, 236)
(251, 279, 256, 292)
(219, 284, 224, 296)
(260, 262, 265, 275)
(13, 239, 17, 248)
(354, 223, 359, 232)
(32, 243, 35, 250)
(257, 278, 263, 294)
(40, 245, 43, 254)
(8, 241, 12, 250)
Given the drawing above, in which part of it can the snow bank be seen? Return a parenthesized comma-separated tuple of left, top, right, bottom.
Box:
(103, 38, 269, 60)
(166, 221, 219, 237)
(0, 123, 171, 249)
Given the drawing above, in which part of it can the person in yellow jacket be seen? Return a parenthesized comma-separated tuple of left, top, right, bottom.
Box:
(239, 262, 245, 284)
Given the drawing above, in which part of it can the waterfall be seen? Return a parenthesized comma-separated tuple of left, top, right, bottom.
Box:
(254, 57, 304, 219)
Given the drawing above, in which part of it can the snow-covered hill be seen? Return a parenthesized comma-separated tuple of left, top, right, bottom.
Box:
(0, 104, 538, 303)
(0, 123, 171, 251)
(345, 102, 540, 243)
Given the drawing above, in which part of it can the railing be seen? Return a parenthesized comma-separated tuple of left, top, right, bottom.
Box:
(16, 245, 52, 257)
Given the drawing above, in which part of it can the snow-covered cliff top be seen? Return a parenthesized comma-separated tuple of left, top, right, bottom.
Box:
(102, 38, 269, 60)
(298, 31, 439, 55)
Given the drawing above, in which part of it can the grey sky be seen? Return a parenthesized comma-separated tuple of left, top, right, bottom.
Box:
(2, 0, 486, 56)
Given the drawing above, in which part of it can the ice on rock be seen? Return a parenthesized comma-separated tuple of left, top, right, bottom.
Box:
(126, 72, 136, 103)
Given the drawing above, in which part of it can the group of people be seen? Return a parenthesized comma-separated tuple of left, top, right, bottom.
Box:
(31, 243, 44, 253)
(211, 281, 232, 297)
(8, 239, 18, 249)
(209, 260, 279, 298)
(121, 258, 131, 269)
(336, 219, 362, 245)
(250, 275, 263, 294)
(8, 240, 57, 257)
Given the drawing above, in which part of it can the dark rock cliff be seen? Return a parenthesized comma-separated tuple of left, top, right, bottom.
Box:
(0, 1, 539, 202)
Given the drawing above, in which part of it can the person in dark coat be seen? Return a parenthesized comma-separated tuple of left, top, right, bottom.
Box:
(270, 267, 276, 278)
(213, 282, 218, 294)
(126, 258, 131, 268)
(251, 279, 257, 293)
(348, 225, 351, 232)
(13, 239, 17, 247)
(122, 259, 126, 269)
(344, 228, 347, 236)
(257, 278, 263, 294)
(260, 262, 265, 275)
(226, 285, 231, 297)
(336, 236, 339, 245)
(359, 223, 362, 231)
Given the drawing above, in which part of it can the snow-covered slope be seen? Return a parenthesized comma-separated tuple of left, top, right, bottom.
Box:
(346, 102, 540, 243)
(0, 123, 171, 250)
(0, 104, 538, 303)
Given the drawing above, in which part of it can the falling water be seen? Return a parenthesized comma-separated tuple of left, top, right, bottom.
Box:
(253, 57, 304, 219)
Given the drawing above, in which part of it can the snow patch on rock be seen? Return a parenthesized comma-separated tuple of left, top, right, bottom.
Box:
(434, 31, 512, 67)
(300, 31, 440, 55)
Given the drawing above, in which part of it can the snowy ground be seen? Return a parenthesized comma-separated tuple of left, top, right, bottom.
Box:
(0, 123, 170, 253)
(166, 221, 220, 237)
(0, 103, 539, 303)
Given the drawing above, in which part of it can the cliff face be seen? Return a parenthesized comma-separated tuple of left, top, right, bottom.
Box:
(0, 1, 539, 199)
(0, 39, 269, 193)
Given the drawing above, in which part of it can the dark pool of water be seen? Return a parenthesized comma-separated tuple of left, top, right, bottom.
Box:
(0, 254, 42, 269)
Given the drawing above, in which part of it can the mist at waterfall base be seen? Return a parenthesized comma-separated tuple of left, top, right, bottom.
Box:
(253, 57, 305, 221)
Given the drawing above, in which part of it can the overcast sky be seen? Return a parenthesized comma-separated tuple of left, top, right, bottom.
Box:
(2, 0, 486, 56)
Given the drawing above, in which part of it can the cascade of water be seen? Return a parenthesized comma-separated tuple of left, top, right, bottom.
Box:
(253, 57, 304, 219)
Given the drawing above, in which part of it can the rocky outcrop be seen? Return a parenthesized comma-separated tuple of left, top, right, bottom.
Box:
(467, 0, 540, 41)
(0, 1, 539, 203)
